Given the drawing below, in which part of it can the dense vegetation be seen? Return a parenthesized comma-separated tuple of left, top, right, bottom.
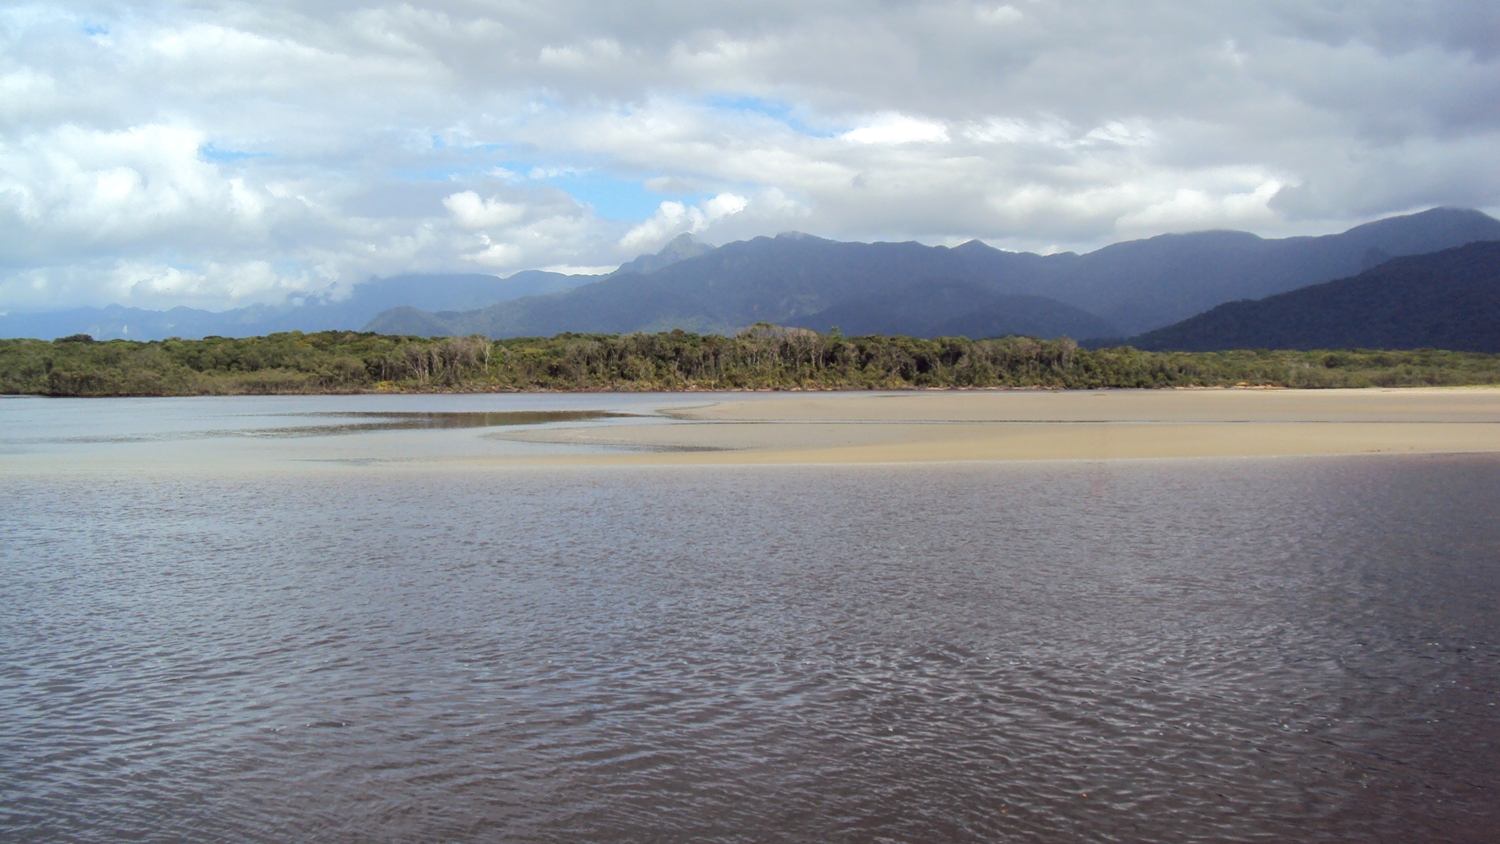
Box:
(4, 326, 1499, 397)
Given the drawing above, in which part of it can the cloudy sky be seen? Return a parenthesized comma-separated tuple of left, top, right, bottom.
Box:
(2, 1, 1498, 312)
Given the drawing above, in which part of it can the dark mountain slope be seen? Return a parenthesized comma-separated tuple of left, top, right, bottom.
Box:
(786, 279, 1117, 339)
(361, 306, 458, 339)
(1061, 207, 1500, 331)
(369, 207, 1500, 339)
(1127, 240, 1500, 352)
(372, 233, 1058, 337)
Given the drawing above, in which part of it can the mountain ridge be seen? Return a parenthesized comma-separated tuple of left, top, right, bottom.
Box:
(785, 278, 1118, 340)
(1120, 240, 1500, 353)
(368, 207, 1500, 339)
(6, 208, 1499, 343)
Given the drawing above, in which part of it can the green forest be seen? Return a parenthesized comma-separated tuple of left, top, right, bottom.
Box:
(3, 326, 1499, 397)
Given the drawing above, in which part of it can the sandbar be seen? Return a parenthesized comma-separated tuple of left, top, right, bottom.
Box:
(491, 388, 1500, 466)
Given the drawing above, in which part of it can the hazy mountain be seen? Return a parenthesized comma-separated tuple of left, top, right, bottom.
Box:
(611, 232, 715, 276)
(1123, 240, 1500, 353)
(369, 232, 1016, 337)
(0, 271, 593, 341)
(368, 207, 1500, 339)
(786, 279, 1118, 339)
(0, 236, 718, 341)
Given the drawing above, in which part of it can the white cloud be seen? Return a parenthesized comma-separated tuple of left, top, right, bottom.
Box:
(1116, 179, 1287, 234)
(620, 192, 748, 249)
(965, 117, 1073, 146)
(465, 238, 523, 267)
(842, 115, 950, 145)
(526, 165, 585, 179)
(443, 191, 525, 229)
(105, 260, 302, 301)
(0, 124, 262, 248)
(535, 264, 615, 275)
(703, 192, 750, 220)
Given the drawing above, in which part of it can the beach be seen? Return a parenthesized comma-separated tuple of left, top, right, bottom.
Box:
(492, 387, 1500, 466)
(3, 388, 1497, 476)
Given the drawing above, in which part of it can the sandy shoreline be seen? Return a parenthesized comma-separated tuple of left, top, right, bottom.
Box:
(489, 388, 1500, 466)
(5, 387, 1497, 475)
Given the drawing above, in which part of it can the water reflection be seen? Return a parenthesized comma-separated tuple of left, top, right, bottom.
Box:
(6, 410, 637, 444)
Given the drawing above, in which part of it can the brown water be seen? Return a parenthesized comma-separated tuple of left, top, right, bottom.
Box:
(3, 450, 1499, 841)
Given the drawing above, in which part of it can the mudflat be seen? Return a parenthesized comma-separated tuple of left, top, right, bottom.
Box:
(494, 387, 1500, 466)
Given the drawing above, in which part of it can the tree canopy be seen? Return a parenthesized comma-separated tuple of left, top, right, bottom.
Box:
(2, 327, 1498, 397)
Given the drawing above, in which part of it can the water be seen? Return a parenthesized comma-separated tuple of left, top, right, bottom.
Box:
(2, 396, 1499, 842)
(0, 394, 722, 472)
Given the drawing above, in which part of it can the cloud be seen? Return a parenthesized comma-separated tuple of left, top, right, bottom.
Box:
(0, 124, 236, 241)
(1116, 179, 1287, 234)
(975, 5, 1024, 26)
(964, 117, 1073, 146)
(464, 238, 523, 267)
(538, 38, 624, 70)
(443, 191, 525, 229)
(536, 264, 616, 275)
(620, 192, 748, 249)
(1, 1, 1497, 310)
(842, 115, 950, 145)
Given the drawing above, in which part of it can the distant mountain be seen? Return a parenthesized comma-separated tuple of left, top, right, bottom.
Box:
(9, 209, 1498, 342)
(0, 235, 718, 341)
(785, 279, 1118, 339)
(0, 271, 593, 341)
(1124, 240, 1500, 352)
(368, 207, 1500, 339)
(1055, 207, 1500, 333)
(611, 232, 715, 276)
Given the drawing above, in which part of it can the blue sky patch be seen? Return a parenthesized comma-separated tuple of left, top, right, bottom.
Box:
(531, 170, 693, 220)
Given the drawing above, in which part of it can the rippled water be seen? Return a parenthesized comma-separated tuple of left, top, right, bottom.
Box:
(3, 416, 1499, 840)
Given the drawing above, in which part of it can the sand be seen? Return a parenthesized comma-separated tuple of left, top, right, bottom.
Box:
(490, 388, 1500, 466)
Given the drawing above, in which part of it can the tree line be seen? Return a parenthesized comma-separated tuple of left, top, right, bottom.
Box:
(3, 326, 1498, 397)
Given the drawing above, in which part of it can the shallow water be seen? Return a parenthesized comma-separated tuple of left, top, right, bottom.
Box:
(2, 397, 1499, 842)
(0, 394, 724, 471)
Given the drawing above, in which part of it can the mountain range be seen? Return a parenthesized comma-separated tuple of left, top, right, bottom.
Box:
(367, 207, 1500, 340)
(0, 268, 599, 342)
(0, 233, 723, 343)
(1123, 240, 1500, 353)
(4, 208, 1499, 347)
(784, 280, 1117, 340)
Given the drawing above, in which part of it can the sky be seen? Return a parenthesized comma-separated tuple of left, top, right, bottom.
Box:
(2, 1, 1498, 312)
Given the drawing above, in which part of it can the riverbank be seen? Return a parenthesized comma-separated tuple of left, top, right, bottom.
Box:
(489, 388, 1500, 466)
(4, 388, 1495, 475)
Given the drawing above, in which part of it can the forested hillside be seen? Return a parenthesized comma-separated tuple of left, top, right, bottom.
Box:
(1130, 241, 1500, 352)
